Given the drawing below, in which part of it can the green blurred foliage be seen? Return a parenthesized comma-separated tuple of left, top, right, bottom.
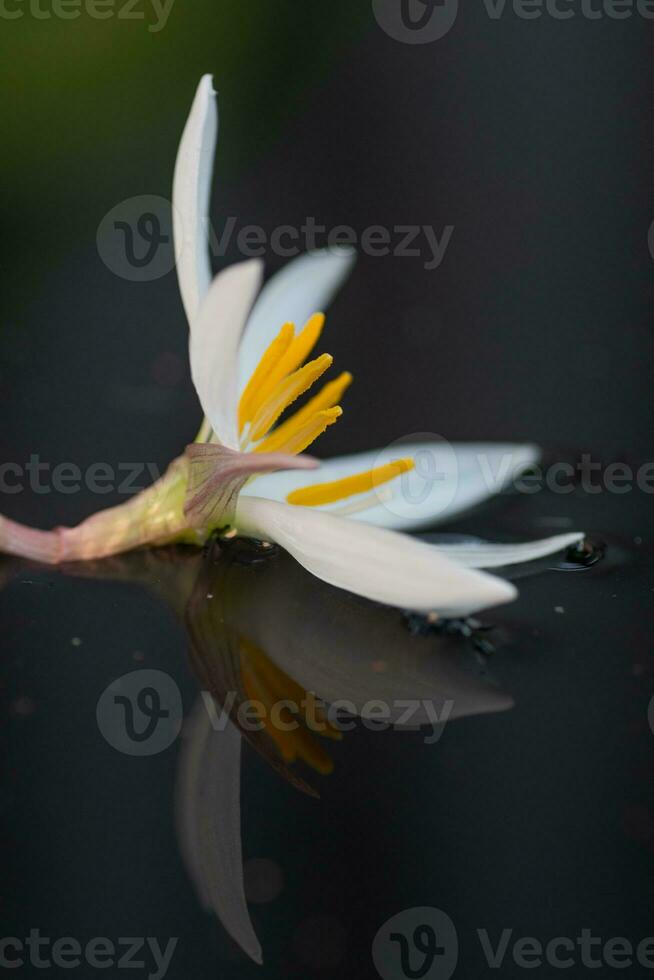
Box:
(0, 1, 373, 331)
(0, 1, 370, 263)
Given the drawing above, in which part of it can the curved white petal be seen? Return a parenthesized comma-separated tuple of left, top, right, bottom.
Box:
(244, 442, 541, 530)
(173, 75, 218, 325)
(176, 700, 263, 965)
(235, 496, 517, 616)
(237, 248, 356, 395)
(433, 532, 584, 569)
(191, 260, 263, 448)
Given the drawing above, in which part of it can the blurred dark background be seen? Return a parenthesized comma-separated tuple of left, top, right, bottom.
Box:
(2, 2, 654, 978)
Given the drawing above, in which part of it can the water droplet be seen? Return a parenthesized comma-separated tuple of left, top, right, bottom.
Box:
(556, 537, 606, 571)
(220, 536, 280, 565)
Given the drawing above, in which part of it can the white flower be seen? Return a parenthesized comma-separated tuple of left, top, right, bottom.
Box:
(0, 75, 584, 618)
(171, 75, 583, 616)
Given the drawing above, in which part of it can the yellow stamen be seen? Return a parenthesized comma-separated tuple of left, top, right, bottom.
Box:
(254, 371, 352, 454)
(249, 353, 333, 443)
(265, 313, 325, 395)
(286, 457, 415, 507)
(254, 406, 342, 456)
(238, 321, 295, 433)
(241, 314, 325, 431)
(329, 485, 393, 517)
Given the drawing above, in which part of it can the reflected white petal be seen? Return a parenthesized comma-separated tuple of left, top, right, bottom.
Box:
(237, 248, 356, 395)
(173, 75, 218, 325)
(433, 532, 584, 568)
(191, 260, 263, 448)
(245, 442, 541, 529)
(176, 700, 263, 965)
(226, 550, 515, 724)
(235, 496, 517, 616)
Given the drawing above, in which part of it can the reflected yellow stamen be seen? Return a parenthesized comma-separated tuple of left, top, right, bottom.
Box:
(281, 719, 335, 775)
(238, 321, 294, 433)
(255, 407, 342, 456)
(242, 637, 306, 702)
(249, 353, 333, 443)
(241, 666, 297, 762)
(240, 638, 339, 774)
(254, 371, 352, 454)
(286, 457, 415, 507)
(304, 692, 343, 742)
(246, 645, 342, 742)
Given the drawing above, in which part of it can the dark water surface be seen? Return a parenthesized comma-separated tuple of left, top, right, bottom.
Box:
(3, 480, 653, 979)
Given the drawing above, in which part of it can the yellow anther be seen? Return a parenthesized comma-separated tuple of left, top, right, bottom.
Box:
(254, 406, 342, 456)
(255, 371, 352, 453)
(269, 313, 325, 391)
(241, 314, 325, 430)
(238, 312, 348, 459)
(238, 321, 295, 433)
(249, 353, 333, 443)
(286, 457, 415, 507)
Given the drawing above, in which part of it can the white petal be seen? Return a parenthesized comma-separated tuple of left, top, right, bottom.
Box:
(191, 259, 263, 448)
(237, 248, 356, 395)
(244, 442, 541, 530)
(173, 75, 218, 325)
(433, 532, 585, 568)
(176, 700, 263, 965)
(235, 496, 517, 616)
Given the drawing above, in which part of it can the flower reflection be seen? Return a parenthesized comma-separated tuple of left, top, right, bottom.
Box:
(5, 542, 514, 965)
(176, 540, 514, 964)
